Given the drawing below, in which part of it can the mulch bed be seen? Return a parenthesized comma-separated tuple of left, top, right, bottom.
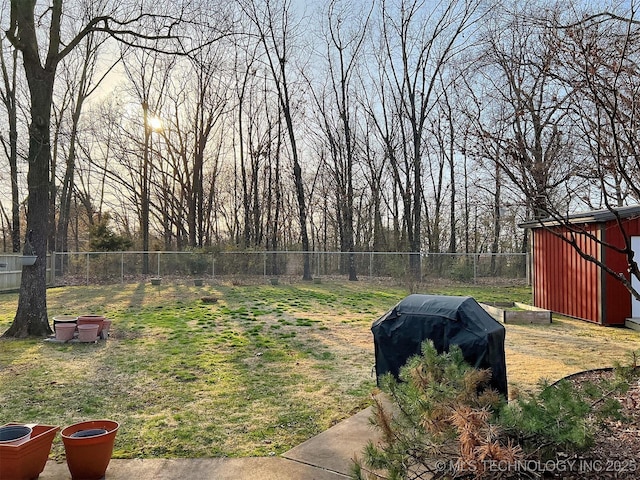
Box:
(542, 368, 640, 479)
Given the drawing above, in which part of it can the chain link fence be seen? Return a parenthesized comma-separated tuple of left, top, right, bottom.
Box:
(46, 251, 529, 286)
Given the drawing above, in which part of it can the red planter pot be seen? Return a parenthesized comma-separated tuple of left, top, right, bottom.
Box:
(77, 315, 105, 335)
(0, 424, 60, 480)
(61, 420, 119, 480)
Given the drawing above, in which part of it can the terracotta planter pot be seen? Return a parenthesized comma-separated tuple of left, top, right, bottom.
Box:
(77, 324, 99, 343)
(0, 424, 59, 480)
(61, 420, 119, 480)
(55, 323, 77, 342)
(77, 315, 105, 335)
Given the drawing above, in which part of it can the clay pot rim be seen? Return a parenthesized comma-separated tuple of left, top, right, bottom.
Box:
(61, 420, 119, 440)
(0, 425, 32, 444)
(76, 324, 99, 330)
(53, 315, 78, 321)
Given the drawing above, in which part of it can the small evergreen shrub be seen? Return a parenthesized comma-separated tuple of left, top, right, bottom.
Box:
(353, 342, 514, 479)
(353, 341, 634, 480)
(498, 379, 594, 455)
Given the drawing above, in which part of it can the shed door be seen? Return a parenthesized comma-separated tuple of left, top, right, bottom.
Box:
(632, 237, 640, 318)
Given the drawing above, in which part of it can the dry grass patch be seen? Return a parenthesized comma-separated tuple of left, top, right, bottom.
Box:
(504, 315, 640, 394)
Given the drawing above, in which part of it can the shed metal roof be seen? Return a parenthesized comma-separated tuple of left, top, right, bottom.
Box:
(519, 204, 640, 229)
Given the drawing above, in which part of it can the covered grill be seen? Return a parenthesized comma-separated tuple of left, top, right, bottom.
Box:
(371, 294, 508, 397)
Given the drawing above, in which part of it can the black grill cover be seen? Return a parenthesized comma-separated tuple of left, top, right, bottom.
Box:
(371, 294, 508, 397)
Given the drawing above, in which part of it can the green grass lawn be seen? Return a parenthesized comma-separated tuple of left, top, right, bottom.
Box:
(0, 280, 638, 460)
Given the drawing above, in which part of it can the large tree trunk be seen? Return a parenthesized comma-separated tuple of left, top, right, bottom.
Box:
(1, 0, 61, 337)
(4, 61, 54, 337)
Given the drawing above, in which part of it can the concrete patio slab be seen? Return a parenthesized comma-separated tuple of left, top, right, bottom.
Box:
(283, 406, 379, 476)
(34, 404, 380, 479)
(39, 457, 347, 480)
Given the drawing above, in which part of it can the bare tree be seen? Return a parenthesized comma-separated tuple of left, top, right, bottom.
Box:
(2, 0, 194, 337)
(186, 34, 231, 248)
(157, 45, 230, 249)
(239, 0, 313, 280)
(370, 0, 483, 277)
(52, 23, 116, 255)
(121, 44, 173, 270)
(474, 3, 577, 220)
(309, 0, 372, 280)
(233, 39, 268, 249)
(529, 3, 640, 299)
(0, 35, 22, 253)
(361, 115, 388, 253)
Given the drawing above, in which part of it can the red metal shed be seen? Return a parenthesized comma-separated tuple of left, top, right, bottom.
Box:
(520, 205, 640, 326)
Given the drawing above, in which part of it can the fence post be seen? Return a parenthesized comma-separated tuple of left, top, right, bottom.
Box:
(121, 252, 124, 284)
(157, 252, 161, 277)
(86, 253, 90, 285)
(473, 254, 477, 284)
(212, 256, 215, 278)
(51, 251, 56, 285)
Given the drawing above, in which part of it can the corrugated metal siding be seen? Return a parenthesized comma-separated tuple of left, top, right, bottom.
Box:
(600, 217, 640, 325)
(533, 226, 602, 323)
(531, 217, 640, 325)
